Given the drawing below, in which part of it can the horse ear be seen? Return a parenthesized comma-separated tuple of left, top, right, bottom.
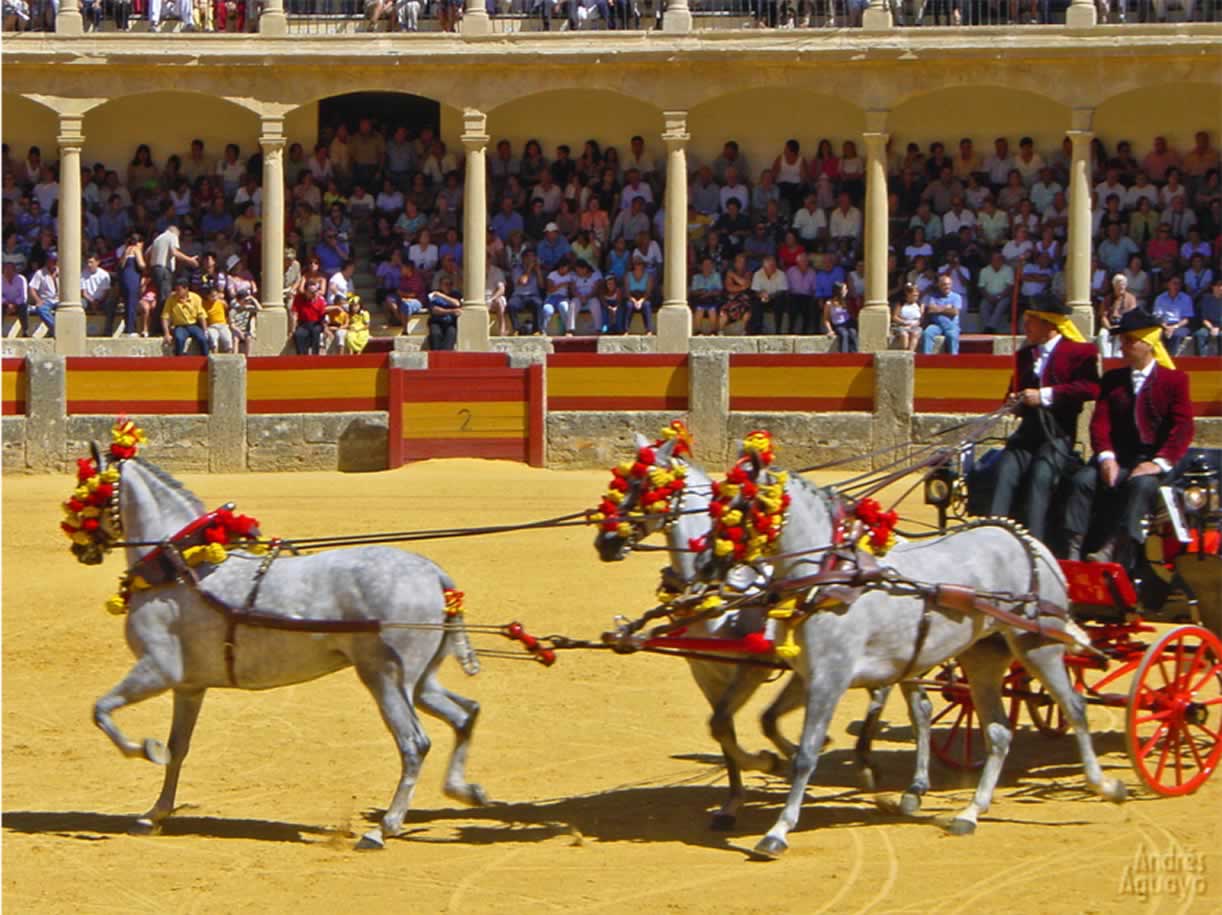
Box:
(90, 441, 106, 470)
(632, 432, 650, 450)
(655, 435, 678, 461)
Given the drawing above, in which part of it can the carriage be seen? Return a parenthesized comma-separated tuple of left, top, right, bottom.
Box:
(919, 444, 1222, 796)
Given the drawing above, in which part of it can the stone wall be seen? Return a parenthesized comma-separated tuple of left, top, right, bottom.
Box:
(547, 411, 685, 469)
(247, 413, 389, 473)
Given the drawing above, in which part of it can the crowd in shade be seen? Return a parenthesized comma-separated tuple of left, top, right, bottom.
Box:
(3, 121, 1219, 355)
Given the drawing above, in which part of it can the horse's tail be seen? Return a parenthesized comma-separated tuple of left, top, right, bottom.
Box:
(440, 574, 480, 676)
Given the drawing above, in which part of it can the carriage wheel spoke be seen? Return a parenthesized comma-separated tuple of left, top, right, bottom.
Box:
(1138, 721, 1169, 761)
(1189, 721, 1220, 743)
(1134, 709, 1174, 726)
(1184, 726, 1206, 772)
(1153, 727, 1174, 783)
(1190, 662, 1222, 694)
(1172, 724, 1185, 785)
(1198, 696, 1222, 707)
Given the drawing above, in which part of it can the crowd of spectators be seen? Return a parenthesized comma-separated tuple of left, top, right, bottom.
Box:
(3, 122, 1219, 357)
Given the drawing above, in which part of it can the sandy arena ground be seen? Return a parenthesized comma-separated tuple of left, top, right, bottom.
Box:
(3, 459, 1220, 914)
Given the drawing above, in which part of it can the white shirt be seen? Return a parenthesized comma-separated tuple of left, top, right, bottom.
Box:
(719, 183, 749, 214)
(1032, 333, 1061, 407)
(572, 269, 603, 299)
(792, 206, 827, 241)
(148, 228, 178, 270)
(620, 182, 653, 211)
(327, 271, 351, 304)
(829, 206, 862, 239)
(81, 266, 111, 303)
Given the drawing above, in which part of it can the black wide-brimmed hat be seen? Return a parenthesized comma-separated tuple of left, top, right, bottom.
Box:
(1116, 309, 1162, 335)
(1024, 296, 1071, 317)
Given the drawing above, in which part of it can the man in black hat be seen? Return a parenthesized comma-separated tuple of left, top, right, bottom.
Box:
(1063, 309, 1194, 564)
(989, 299, 1100, 543)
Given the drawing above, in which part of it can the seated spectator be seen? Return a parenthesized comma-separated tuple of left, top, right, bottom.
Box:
(630, 231, 662, 280)
(624, 259, 655, 335)
(1193, 275, 1222, 356)
(892, 283, 923, 352)
(690, 256, 722, 336)
(327, 259, 356, 305)
(1152, 275, 1193, 356)
(427, 276, 462, 352)
(824, 282, 857, 353)
(1183, 253, 1214, 304)
(1097, 273, 1138, 357)
(690, 166, 720, 218)
(407, 229, 440, 283)
(81, 253, 112, 323)
(977, 249, 1016, 334)
(748, 254, 788, 335)
(743, 221, 776, 275)
(828, 192, 863, 252)
(163, 275, 209, 355)
(1160, 195, 1196, 241)
(570, 259, 603, 334)
(389, 260, 427, 329)
(200, 283, 234, 354)
(27, 253, 59, 336)
(611, 196, 650, 245)
(290, 277, 327, 355)
(510, 250, 544, 335)
(2, 260, 29, 336)
(919, 274, 962, 355)
(721, 253, 752, 334)
(542, 258, 575, 336)
(1145, 223, 1179, 284)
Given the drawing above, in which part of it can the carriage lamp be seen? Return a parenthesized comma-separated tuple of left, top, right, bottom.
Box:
(1181, 456, 1218, 518)
(1183, 484, 1210, 513)
(924, 466, 958, 532)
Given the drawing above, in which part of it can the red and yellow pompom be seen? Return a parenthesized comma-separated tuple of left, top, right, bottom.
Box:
(850, 498, 898, 557)
(444, 588, 465, 618)
(588, 422, 691, 533)
(708, 432, 789, 564)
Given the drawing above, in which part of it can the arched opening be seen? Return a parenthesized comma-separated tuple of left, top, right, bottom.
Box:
(1094, 84, 1220, 158)
(688, 89, 866, 186)
(2, 94, 60, 178)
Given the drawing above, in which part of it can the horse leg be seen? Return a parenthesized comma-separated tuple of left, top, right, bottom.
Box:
(753, 668, 850, 860)
(853, 684, 891, 791)
(1011, 635, 1127, 804)
(688, 660, 751, 831)
(897, 681, 933, 815)
(132, 688, 207, 835)
(710, 665, 787, 777)
(93, 655, 173, 764)
(355, 665, 431, 851)
(947, 640, 1014, 835)
(415, 673, 487, 807)
(760, 674, 803, 763)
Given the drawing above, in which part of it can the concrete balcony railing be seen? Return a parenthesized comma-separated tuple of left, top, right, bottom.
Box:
(6, 0, 1219, 35)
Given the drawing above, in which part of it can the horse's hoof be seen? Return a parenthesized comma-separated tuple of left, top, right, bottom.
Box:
(710, 813, 736, 832)
(857, 765, 878, 792)
(355, 830, 385, 851)
(446, 783, 489, 807)
(899, 792, 923, 816)
(1103, 780, 1128, 804)
(750, 836, 788, 860)
(947, 818, 977, 836)
(129, 817, 160, 836)
(143, 738, 169, 766)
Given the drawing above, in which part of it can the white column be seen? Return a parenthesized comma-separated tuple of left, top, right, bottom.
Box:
(662, 0, 691, 31)
(57, 0, 83, 33)
(1067, 111, 1095, 338)
(862, 0, 893, 30)
(461, 0, 492, 34)
(257, 116, 289, 355)
(1066, 0, 1096, 27)
(657, 110, 691, 353)
(259, 0, 287, 34)
(858, 115, 891, 354)
(55, 114, 85, 356)
(457, 109, 491, 352)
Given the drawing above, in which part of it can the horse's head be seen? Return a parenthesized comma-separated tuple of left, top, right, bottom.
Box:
(591, 420, 695, 563)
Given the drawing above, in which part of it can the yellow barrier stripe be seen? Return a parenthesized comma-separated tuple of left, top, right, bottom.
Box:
(547, 366, 687, 399)
(66, 370, 206, 402)
(914, 368, 1011, 400)
(729, 366, 874, 399)
(247, 368, 387, 401)
(401, 401, 527, 439)
(2, 371, 20, 403)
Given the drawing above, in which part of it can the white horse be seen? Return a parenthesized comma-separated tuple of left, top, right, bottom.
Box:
(76, 450, 486, 850)
(594, 433, 935, 829)
(725, 453, 1126, 859)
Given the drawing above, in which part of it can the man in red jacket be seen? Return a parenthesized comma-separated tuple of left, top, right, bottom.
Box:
(989, 299, 1100, 543)
(1064, 310, 1194, 564)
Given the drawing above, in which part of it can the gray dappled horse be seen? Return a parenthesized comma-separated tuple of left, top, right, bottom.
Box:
(77, 451, 486, 850)
(594, 433, 935, 830)
(732, 454, 1126, 860)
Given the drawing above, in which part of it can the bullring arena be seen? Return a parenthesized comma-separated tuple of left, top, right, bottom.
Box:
(4, 7, 1222, 914)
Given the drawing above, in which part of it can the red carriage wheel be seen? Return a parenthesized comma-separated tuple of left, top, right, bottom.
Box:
(930, 663, 984, 770)
(1126, 625, 1222, 797)
(1023, 668, 1077, 737)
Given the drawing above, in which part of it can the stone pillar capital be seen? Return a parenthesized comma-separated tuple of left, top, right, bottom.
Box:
(461, 109, 489, 149)
(1070, 107, 1095, 133)
(57, 114, 84, 150)
(864, 109, 889, 134)
(259, 115, 286, 150)
(862, 131, 889, 153)
(662, 110, 689, 151)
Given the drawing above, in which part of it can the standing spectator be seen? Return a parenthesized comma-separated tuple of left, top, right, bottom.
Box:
(771, 140, 808, 215)
(487, 261, 510, 337)
(1142, 136, 1180, 184)
(148, 222, 199, 313)
(920, 273, 962, 354)
(163, 276, 209, 355)
(426, 275, 462, 351)
(290, 277, 327, 355)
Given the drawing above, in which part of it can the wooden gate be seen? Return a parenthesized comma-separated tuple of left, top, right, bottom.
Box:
(388, 353, 544, 467)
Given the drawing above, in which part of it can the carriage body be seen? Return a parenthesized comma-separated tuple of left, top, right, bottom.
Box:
(925, 445, 1222, 796)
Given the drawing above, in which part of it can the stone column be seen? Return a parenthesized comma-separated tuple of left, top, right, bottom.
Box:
(862, 0, 893, 30)
(657, 110, 691, 354)
(259, 0, 287, 34)
(1066, 0, 1096, 27)
(662, 0, 691, 32)
(257, 116, 289, 355)
(858, 115, 892, 354)
(26, 355, 67, 471)
(208, 355, 246, 471)
(688, 350, 729, 468)
(55, 114, 86, 356)
(461, 0, 492, 34)
(1067, 112, 1096, 338)
(56, 0, 83, 33)
(457, 109, 491, 352)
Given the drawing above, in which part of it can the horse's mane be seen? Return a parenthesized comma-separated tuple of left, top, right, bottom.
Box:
(131, 456, 206, 514)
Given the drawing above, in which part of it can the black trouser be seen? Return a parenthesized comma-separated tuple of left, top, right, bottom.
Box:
(989, 434, 1076, 542)
(293, 320, 323, 355)
(747, 291, 787, 335)
(1065, 461, 1164, 547)
(784, 293, 823, 335)
(428, 317, 457, 351)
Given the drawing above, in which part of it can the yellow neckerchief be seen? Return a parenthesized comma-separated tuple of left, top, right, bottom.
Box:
(1028, 310, 1085, 342)
(1124, 325, 1176, 369)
